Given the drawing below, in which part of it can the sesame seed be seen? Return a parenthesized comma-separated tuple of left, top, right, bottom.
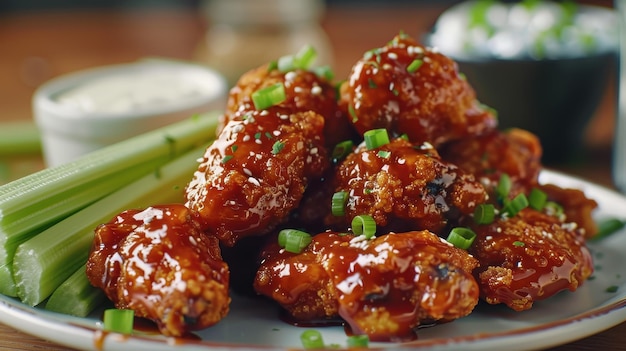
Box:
(242, 135, 251, 142)
(311, 85, 322, 95)
(248, 177, 261, 186)
(388, 52, 398, 59)
(243, 168, 252, 176)
(285, 71, 297, 81)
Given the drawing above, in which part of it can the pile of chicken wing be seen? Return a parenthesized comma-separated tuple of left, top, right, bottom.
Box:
(86, 33, 598, 341)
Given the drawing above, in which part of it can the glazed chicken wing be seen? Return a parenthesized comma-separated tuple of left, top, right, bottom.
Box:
(254, 230, 480, 341)
(329, 137, 488, 235)
(221, 64, 357, 150)
(86, 204, 230, 337)
(467, 208, 594, 311)
(338, 33, 497, 147)
(185, 109, 329, 246)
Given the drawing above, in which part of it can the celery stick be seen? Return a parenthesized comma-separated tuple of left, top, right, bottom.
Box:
(0, 112, 218, 296)
(13, 143, 208, 306)
(0, 121, 42, 156)
(45, 264, 105, 317)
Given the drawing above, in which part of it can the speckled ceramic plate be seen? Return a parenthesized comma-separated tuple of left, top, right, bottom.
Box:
(1, 170, 625, 351)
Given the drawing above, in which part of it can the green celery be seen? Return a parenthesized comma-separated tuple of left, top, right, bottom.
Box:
(45, 264, 105, 317)
(0, 121, 42, 156)
(0, 112, 218, 296)
(13, 143, 209, 306)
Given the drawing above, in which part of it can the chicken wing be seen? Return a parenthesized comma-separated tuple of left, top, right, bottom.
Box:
(86, 204, 230, 337)
(338, 33, 497, 147)
(254, 230, 480, 341)
(185, 109, 329, 246)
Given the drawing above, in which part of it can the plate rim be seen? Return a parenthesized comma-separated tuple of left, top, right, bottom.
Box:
(1, 169, 625, 351)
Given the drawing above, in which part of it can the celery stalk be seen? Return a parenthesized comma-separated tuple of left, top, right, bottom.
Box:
(0, 121, 42, 156)
(45, 264, 105, 317)
(13, 143, 208, 306)
(0, 112, 218, 297)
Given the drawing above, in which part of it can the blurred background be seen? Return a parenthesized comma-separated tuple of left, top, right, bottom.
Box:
(0, 0, 618, 184)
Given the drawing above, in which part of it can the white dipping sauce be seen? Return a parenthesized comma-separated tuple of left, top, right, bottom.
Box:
(54, 66, 220, 115)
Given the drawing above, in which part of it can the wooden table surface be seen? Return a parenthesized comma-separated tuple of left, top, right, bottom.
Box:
(0, 2, 623, 350)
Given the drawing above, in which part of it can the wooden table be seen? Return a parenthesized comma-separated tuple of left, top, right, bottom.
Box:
(0, 3, 623, 350)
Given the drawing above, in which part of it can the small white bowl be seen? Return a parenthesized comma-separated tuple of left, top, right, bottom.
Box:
(33, 59, 227, 167)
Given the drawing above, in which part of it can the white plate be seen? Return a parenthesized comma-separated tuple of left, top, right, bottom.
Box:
(1, 170, 625, 351)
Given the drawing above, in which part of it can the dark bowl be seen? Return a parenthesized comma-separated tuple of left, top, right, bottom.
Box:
(452, 52, 616, 165)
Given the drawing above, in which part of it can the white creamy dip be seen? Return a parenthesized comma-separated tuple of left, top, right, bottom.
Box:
(54, 61, 223, 116)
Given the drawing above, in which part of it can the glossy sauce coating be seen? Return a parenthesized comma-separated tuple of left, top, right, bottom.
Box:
(185, 109, 328, 246)
(468, 208, 594, 311)
(329, 137, 488, 235)
(339, 33, 497, 147)
(86, 204, 230, 337)
(254, 230, 480, 342)
(221, 64, 357, 150)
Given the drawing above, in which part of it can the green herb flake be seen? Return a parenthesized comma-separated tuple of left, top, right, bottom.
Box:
(377, 150, 391, 159)
(606, 285, 619, 293)
(221, 155, 233, 164)
(407, 59, 423, 73)
(272, 141, 285, 155)
(513, 241, 525, 247)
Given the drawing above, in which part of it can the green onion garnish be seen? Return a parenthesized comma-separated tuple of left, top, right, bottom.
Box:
(513, 240, 525, 247)
(103, 308, 134, 334)
(544, 200, 564, 217)
(278, 229, 312, 253)
(591, 218, 626, 241)
(300, 329, 325, 349)
(348, 104, 358, 122)
(271, 141, 285, 155)
(351, 214, 376, 239)
(252, 83, 287, 110)
(473, 203, 495, 224)
(377, 150, 391, 158)
(331, 191, 349, 217)
(503, 193, 529, 217)
(313, 65, 334, 81)
(496, 173, 512, 202)
(528, 188, 547, 211)
(446, 227, 476, 250)
(406, 58, 423, 73)
(363, 128, 390, 150)
(331, 140, 354, 163)
(347, 334, 369, 348)
(294, 44, 317, 70)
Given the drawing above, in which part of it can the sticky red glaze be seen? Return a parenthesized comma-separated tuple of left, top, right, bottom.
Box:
(468, 208, 594, 311)
(222, 65, 358, 150)
(329, 137, 488, 235)
(254, 230, 480, 342)
(339, 33, 497, 146)
(86, 204, 230, 337)
(185, 109, 329, 246)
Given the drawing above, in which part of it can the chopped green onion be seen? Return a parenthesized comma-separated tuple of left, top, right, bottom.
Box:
(221, 155, 233, 164)
(277, 55, 296, 72)
(473, 203, 495, 224)
(348, 104, 358, 122)
(406, 59, 423, 73)
(446, 227, 476, 250)
(377, 150, 391, 159)
(294, 44, 318, 70)
(300, 329, 325, 349)
(252, 83, 286, 110)
(103, 308, 135, 334)
(496, 173, 512, 202)
(606, 285, 619, 293)
(503, 193, 529, 217)
(271, 141, 285, 155)
(278, 229, 312, 253)
(331, 191, 349, 216)
(313, 65, 334, 81)
(591, 218, 626, 241)
(363, 128, 390, 150)
(544, 200, 564, 217)
(331, 140, 354, 163)
(347, 334, 369, 348)
(351, 214, 376, 239)
(528, 188, 547, 211)
(513, 240, 525, 247)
